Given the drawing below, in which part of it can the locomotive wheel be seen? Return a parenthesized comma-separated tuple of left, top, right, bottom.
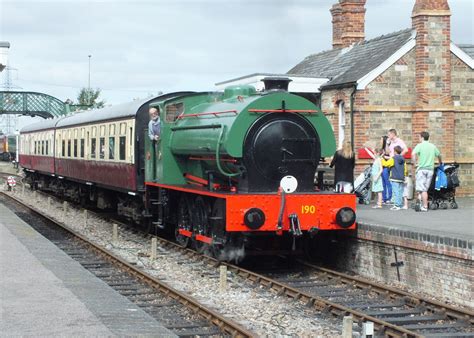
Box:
(450, 201, 458, 209)
(176, 196, 192, 248)
(192, 197, 211, 254)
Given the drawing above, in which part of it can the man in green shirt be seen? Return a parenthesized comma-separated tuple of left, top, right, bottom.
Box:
(412, 131, 442, 212)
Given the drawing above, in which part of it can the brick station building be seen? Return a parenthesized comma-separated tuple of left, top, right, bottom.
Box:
(288, 0, 474, 195)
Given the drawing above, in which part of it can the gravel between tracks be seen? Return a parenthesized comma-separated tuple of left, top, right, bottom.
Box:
(4, 188, 343, 337)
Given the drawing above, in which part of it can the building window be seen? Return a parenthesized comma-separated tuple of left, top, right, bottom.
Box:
(74, 139, 78, 157)
(68, 140, 71, 157)
(99, 137, 105, 159)
(338, 101, 345, 148)
(80, 139, 85, 158)
(119, 136, 126, 160)
(91, 138, 96, 158)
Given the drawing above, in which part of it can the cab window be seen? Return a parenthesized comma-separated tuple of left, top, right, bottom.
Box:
(165, 102, 184, 122)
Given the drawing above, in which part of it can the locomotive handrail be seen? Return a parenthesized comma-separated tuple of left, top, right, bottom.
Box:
(176, 110, 238, 119)
(216, 125, 240, 178)
(170, 124, 222, 131)
(248, 109, 317, 114)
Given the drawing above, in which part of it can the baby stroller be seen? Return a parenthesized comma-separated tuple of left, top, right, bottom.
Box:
(427, 163, 460, 210)
(354, 165, 372, 205)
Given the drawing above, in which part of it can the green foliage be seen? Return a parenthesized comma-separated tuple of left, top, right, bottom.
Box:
(76, 87, 106, 109)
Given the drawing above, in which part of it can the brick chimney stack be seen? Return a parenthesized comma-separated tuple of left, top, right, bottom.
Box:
(412, 0, 452, 107)
(340, 0, 366, 48)
(411, 0, 454, 161)
(330, 3, 343, 49)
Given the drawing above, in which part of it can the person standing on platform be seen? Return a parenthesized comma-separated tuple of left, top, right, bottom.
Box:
(330, 140, 355, 193)
(370, 148, 384, 208)
(389, 146, 405, 211)
(412, 131, 442, 212)
(387, 129, 408, 157)
(380, 136, 392, 204)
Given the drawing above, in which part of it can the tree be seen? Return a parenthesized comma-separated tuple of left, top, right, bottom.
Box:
(76, 87, 106, 109)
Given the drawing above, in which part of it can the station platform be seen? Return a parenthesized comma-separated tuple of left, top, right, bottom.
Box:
(0, 202, 176, 337)
(356, 197, 473, 260)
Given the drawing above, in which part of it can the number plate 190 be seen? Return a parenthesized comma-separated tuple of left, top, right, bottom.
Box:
(301, 205, 316, 214)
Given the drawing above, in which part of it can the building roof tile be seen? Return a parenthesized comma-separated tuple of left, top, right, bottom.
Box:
(288, 29, 415, 88)
(458, 44, 474, 59)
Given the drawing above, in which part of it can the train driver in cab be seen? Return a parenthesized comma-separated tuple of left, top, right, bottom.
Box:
(148, 107, 161, 141)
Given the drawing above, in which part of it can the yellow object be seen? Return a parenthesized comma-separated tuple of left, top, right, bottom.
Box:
(382, 157, 394, 168)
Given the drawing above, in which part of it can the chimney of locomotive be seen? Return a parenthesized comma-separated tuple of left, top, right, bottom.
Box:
(262, 77, 292, 92)
(331, 0, 366, 49)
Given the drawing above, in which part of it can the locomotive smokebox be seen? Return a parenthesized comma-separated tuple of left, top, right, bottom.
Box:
(262, 77, 292, 92)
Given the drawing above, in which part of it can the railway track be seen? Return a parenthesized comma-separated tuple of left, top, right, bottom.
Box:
(0, 191, 253, 338)
(252, 260, 474, 337)
(2, 173, 473, 337)
(97, 219, 474, 337)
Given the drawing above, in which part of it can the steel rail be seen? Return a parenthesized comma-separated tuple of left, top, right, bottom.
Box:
(0, 191, 254, 338)
(299, 260, 474, 325)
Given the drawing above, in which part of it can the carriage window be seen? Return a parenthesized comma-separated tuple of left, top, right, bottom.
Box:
(62, 140, 65, 157)
(34, 141, 37, 155)
(119, 136, 126, 160)
(109, 137, 115, 160)
(99, 137, 105, 159)
(80, 139, 85, 158)
(46, 141, 49, 156)
(166, 102, 184, 122)
(68, 140, 71, 157)
(41, 141, 44, 155)
(74, 139, 78, 157)
(110, 124, 116, 136)
(91, 138, 96, 158)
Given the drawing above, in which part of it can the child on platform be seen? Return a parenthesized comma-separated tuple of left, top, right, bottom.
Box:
(389, 146, 405, 210)
(370, 148, 384, 208)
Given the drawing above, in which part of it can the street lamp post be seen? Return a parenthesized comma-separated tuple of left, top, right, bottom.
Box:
(88, 55, 91, 105)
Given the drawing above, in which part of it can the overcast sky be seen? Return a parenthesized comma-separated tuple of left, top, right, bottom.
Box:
(0, 0, 473, 106)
